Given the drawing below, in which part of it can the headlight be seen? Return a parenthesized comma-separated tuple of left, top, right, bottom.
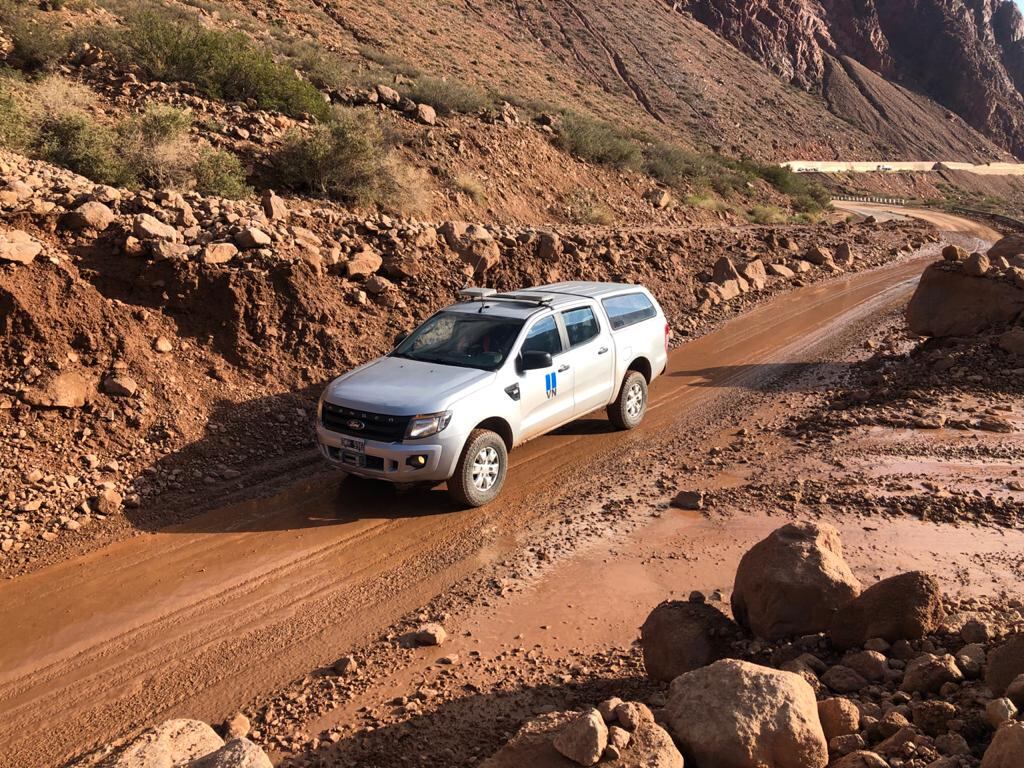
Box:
(406, 410, 453, 439)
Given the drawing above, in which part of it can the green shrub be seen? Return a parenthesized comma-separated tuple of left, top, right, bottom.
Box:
(0, 82, 30, 150)
(36, 113, 134, 185)
(748, 162, 830, 212)
(405, 77, 490, 116)
(3, 8, 69, 70)
(747, 204, 786, 224)
(116, 105, 196, 189)
(644, 143, 711, 187)
(114, 10, 330, 120)
(274, 110, 397, 205)
(192, 147, 252, 198)
(555, 112, 642, 169)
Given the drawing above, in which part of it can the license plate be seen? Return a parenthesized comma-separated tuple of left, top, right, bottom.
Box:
(340, 436, 365, 452)
(338, 436, 365, 468)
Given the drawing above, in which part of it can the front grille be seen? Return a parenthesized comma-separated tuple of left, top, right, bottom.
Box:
(321, 402, 412, 442)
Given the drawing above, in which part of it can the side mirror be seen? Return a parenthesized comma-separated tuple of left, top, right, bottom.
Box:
(520, 350, 553, 371)
(393, 332, 408, 346)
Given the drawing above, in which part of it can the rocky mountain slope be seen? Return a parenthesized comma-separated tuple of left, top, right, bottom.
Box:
(250, 0, 1015, 161)
(677, 0, 1024, 158)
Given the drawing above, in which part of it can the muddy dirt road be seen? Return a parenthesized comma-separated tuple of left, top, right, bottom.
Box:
(0, 209, 994, 767)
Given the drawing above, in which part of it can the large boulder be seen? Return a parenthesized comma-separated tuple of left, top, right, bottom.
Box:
(988, 234, 1024, 261)
(741, 259, 768, 289)
(830, 752, 889, 768)
(480, 706, 683, 768)
(111, 719, 224, 767)
(664, 659, 828, 768)
(133, 214, 178, 241)
(65, 201, 116, 232)
(906, 262, 1024, 337)
(986, 634, 1024, 696)
(640, 600, 739, 682)
(22, 371, 93, 409)
(0, 229, 43, 264)
(552, 709, 607, 766)
(187, 738, 272, 768)
(804, 245, 834, 265)
(981, 722, 1024, 768)
(829, 571, 945, 650)
(817, 697, 860, 741)
(440, 221, 502, 274)
(345, 245, 383, 279)
(901, 653, 963, 693)
(731, 522, 861, 640)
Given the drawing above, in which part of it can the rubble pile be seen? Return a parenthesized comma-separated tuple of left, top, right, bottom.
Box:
(486, 522, 1024, 768)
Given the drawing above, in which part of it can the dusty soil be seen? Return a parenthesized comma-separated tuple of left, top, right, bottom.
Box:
(2, 203, 1015, 768)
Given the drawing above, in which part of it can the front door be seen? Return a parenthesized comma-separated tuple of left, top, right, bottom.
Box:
(516, 315, 574, 440)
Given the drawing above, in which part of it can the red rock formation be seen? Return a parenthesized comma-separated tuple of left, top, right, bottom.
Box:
(676, 0, 1024, 157)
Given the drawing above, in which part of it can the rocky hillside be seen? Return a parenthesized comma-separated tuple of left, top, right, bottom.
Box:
(677, 0, 1024, 158)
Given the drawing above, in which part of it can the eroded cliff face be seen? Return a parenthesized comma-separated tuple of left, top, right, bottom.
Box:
(677, 0, 1024, 157)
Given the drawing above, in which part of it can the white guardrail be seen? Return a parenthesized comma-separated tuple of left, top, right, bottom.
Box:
(832, 195, 908, 206)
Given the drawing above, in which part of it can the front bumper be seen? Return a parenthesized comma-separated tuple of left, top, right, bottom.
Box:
(315, 422, 460, 483)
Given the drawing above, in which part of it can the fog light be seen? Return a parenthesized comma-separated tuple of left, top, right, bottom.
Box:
(406, 454, 428, 468)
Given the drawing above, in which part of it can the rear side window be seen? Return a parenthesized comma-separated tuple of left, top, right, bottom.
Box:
(562, 307, 600, 347)
(522, 316, 563, 355)
(602, 293, 657, 331)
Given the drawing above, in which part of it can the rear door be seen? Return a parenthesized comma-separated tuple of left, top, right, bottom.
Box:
(560, 303, 614, 415)
(516, 315, 574, 440)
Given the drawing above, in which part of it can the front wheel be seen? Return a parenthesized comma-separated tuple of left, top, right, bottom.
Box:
(447, 429, 508, 507)
(607, 370, 648, 430)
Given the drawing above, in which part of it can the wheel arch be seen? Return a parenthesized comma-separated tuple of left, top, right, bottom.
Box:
(473, 417, 514, 451)
(627, 356, 653, 383)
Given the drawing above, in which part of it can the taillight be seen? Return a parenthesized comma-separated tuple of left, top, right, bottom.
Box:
(664, 322, 672, 351)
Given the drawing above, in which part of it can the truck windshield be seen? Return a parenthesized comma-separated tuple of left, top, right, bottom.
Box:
(392, 311, 524, 371)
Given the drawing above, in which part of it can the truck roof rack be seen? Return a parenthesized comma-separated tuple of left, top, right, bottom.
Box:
(457, 287, 553, 308)
(489, 292, 554, 307)
(457, 287, 497, 301)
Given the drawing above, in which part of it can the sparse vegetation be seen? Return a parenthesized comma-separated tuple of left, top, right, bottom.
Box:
(274, 109, 400, 206)
(405, 77, 490, 116)
(108, 9, 330, 120)
(0, 75, 250, 196)
(35, 113, 134, 186)
(192, 147, 252, 198)
(554, 112, 642, 169)
(0, 1, 69, 71)
(563, 189, 614, 225)
(746, 204, 787, 224)
(453, 174, 486, 205)
(356, 46, 422, 78)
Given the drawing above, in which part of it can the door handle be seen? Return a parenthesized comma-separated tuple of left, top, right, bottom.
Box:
(558, 364, 570, 372)
(597, 346, 609, 355)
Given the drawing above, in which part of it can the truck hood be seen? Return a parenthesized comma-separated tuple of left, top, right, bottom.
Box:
(323, 356, 495, 415)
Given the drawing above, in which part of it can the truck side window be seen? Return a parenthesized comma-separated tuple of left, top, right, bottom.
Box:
(522, 316, 562, 355)
(602, 293, 657, 331)
(562, 307, 600, 347)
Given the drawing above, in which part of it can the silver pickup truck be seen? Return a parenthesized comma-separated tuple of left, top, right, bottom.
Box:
(316, 281, 670, 506)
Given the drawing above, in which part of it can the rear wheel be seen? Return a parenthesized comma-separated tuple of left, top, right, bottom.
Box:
(607, 370, 648, 430)
(447, 429, 508, 507)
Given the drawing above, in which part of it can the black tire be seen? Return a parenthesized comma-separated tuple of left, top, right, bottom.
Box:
(607, 370, 648, 430)
(447, 429, 508, 507)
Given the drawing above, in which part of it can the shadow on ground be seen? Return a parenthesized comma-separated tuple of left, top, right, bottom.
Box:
(277, 675, 660, 768)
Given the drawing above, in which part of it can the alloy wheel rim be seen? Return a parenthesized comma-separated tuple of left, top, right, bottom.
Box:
(472, 446, 500, 491)
(625, 381, 644, 418)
